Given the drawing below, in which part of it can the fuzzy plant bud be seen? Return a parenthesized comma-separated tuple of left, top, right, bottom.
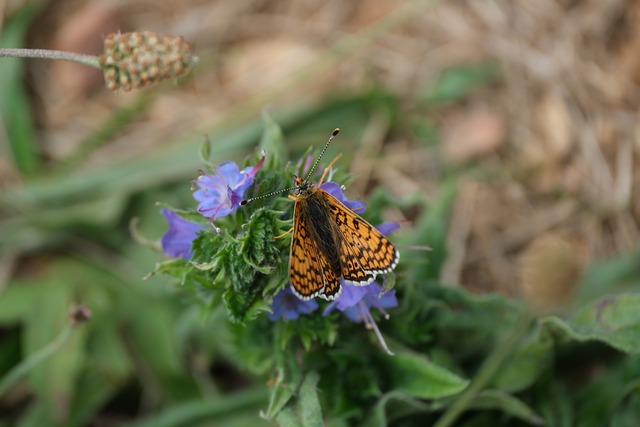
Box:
(69, 304, 91, 325)
(519, 233, 584, 311)
(100, 31, 196, 91)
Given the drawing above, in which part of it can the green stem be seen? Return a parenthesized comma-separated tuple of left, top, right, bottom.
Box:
(433, 311, 533, 427)
(0, 48, 101, 68)
(0, 323, 74, 397)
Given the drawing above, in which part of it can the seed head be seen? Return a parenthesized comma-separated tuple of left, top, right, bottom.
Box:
(100, 31, 197, 91)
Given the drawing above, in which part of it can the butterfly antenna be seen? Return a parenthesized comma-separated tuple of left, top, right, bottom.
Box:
(304, 128, 340, 181)
(240, 186, 294, 206)
(240, 128, 340, 206)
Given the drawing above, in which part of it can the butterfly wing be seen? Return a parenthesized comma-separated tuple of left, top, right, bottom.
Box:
(320, 190, 400, 284)
(316, 253, 342, 300)
(289, 199, 342, 300)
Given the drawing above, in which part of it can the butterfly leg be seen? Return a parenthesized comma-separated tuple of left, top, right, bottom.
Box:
(317, 153, 343, 186)
(271, 194, 300, 239)
(273, 227, 293, 239)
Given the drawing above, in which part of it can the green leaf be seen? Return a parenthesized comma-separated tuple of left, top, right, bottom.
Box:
(128, 388, 268, 427)
(229, 323, 274, 376)
(368, 391, 438, 427)
(0, 4, 44, 175)
(23, 279, 86, 422)
(260, 110, 287, 169)
(298, 371, 323, 427)
(239, 208, 287, 271)
(469, 390, 545, 425)
(573, 354, 640, 427)
(491, 323, 553, 393)
(385, 350, 469, 399)
(266, 375, 296, 419)
(543, 293, 640, 354)
(266, 367, 301, 419)
(0, 279, 37, 324)
(573, 247, 640, 307)
(0, 192, 129, 254)
(151, 258, 193, 282)
(119, 294, 186, 382)
(397, 284, 520, 362)
(537, 382, 573, 427)
(67, 356, 129, 426)
(198, 134, 214, 167)
(276, 406, 300, 427)
(610, 391, 640, 427)
(280, 310, 337, 351)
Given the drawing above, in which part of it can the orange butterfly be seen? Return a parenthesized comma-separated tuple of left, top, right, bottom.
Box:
(242, 129, 399, 300)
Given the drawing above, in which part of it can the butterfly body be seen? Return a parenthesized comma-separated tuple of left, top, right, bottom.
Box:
(289, 176, 399, 301)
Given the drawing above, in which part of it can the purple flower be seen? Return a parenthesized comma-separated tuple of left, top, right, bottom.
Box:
(161, 209, 203, 259)
(376, 221, 401, 236)
(323, 282, 397, 321)
(320, 182, 366, 213)
(324, 282, 398, 355)
(268, 287, 318, 321)
(193, 155, 265, 221)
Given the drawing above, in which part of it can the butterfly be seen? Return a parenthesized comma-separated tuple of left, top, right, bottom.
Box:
(242, 128, 399, 300)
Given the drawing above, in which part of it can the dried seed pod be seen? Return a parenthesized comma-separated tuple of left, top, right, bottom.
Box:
(100, 31, 196, 91)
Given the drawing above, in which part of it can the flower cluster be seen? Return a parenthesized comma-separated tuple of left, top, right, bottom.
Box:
(161, 155, 399, 353)
(161, 155, 264, 252)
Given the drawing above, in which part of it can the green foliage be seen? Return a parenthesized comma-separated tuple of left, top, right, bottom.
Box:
(384, 351, 469, 399)
(0, 258, 198, 425)
(0, 3, 44, 175)
(184, 206, 289, 323)
(543, 293, 640, 354)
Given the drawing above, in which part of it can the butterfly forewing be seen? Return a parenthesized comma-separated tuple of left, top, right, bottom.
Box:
(320, 190, 400, 281)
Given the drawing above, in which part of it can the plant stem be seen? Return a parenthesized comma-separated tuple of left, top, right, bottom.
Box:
(0, 48, 101, 68)
(0, 323, 74, 397)
(433, 311, 533, 427)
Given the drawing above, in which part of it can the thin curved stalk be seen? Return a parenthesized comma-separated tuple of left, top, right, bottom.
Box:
(0, 48, 101, 68)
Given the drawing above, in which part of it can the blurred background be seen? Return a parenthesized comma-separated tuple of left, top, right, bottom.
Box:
(1, 0, 640, 425)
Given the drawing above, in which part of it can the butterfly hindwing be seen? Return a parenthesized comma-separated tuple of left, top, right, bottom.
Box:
(316, 252, 342, 300)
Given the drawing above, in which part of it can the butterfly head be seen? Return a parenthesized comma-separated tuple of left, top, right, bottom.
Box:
(292, 175, 316, 198)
